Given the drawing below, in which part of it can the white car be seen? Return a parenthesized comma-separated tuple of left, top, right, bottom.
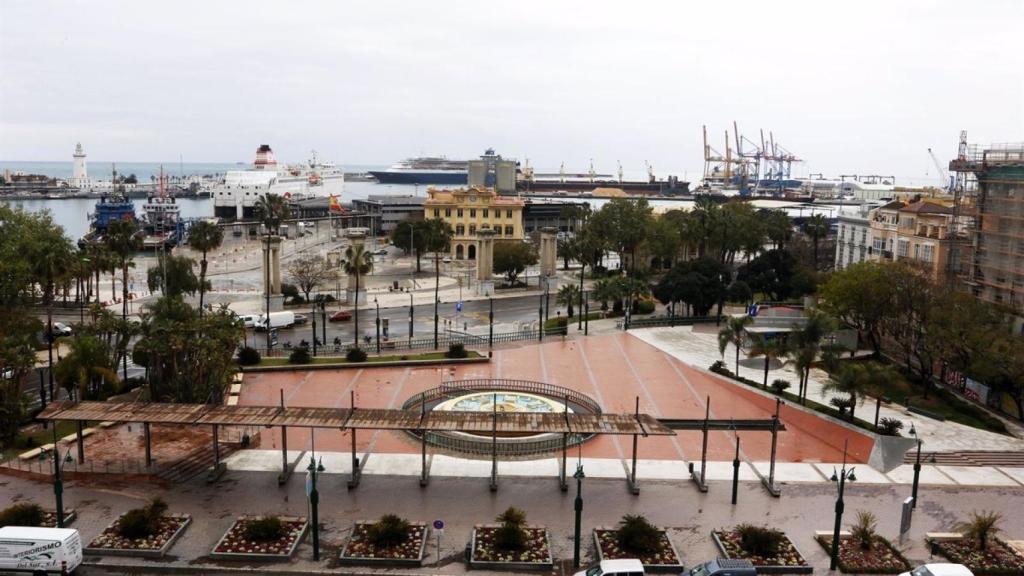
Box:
(900, 564, 974, 576)
(442, 256, 453, 264)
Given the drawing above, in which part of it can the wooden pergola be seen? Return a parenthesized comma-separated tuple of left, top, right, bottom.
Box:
(38, 395, 674, 492)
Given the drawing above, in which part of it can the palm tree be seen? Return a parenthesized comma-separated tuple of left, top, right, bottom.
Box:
(33, 242, 73, 403)
(592, 278, 616, 312)
(104, 219, 141, 379)
(747, 334, 789, 389)
(958, 510, 1002, 551)
(803, 214, 830, 269)
(187, 220, 224, 315)
(787, 310, 836, 403)
(341, 244, 373, 349)
(822, 361, 892, 422)
(850, 511, 878, 551)
(254, 193, 289, 236)
(421, 218, 453, 347)
(556, 284, 581, 318)
(53, 335, 118, 400)
(717, 315, 753, 376)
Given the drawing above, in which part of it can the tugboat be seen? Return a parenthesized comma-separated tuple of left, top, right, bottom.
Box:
(79, 165, 138, 248)
(140, 166, 181, 250)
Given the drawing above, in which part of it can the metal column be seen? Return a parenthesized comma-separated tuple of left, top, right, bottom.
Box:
(419, 393, 429, 487)
(143, 422, 152, 468)
(762, 398, 782, 497)
(691, 398, 710, 492)
(75, 421, 85, 464)
(348, 390, 361, 489)
(490, 392, 498, 492)
(628, 396, 640, 495)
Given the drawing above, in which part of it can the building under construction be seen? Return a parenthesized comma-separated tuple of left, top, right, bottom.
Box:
(949, 136, 1024, 324)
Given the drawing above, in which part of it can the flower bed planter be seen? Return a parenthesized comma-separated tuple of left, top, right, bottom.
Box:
(339, 521, 428, 567)
(815, 534, 910, 574)
(712, 530, 812, 575)
(469, 524, 553, 571)
(594, 527, 684, 573)
(930, 538, 1024, 575)
(84, 513, 190, 558)
(41, 509, 77, 527)
(210, 516, 308, 561)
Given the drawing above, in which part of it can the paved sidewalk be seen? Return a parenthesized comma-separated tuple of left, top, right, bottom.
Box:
(3, 467, 1023, 576)
(630, 326, 1024, 453)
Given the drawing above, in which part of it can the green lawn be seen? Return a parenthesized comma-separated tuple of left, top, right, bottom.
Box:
(868, 367, 1008, 434)
(254, 350, 482, 367)
(1, 420, 82, 462)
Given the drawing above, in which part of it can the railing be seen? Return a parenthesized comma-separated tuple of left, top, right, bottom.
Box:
(616, 315, 722, 329)
(248, 328, 546, 357)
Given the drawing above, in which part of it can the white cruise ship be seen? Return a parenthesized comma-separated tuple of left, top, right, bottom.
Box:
(212, 145, 344, 220)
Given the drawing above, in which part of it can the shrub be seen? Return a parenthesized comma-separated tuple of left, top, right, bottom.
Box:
(117, 497, 168, 539)
(710, 360, 729, 374)
(736, 524, 784, 557)
(238, 346, 261, 366)
(635, 299, 656, 315)
(244, 516, 284, 542)
(850, 511, 878, 550)
(877, 417, 904, 436)
(288, 347, 312, 365)
(770, 379, 791, 395)
(958, 510, 1002, 551)
(615, 514, 662, 555)
(367, 514, 411, 548)
(313, 294, 336, 304)
(346, 347, 368, 363)
(493, 507, 528, 551)
(281, 283, 299, 299)
(445, 342, 468, 359)
(830, 397, 854, 413)
(0, 502, 45, 527)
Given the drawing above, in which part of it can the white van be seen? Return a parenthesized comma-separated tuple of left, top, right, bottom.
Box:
(256, 311, 296, 331)
(239, 314, 259, 329)
(0, 526, 83, 574)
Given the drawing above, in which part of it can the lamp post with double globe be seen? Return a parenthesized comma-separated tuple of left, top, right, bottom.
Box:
(829, 440, 857, 571)
(909, 423, 923, 508)
(307, 455, 325, 561)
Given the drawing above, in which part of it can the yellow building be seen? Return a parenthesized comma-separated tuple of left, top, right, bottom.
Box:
(424, 186, 525, 260)
(868, 199, 957, 279)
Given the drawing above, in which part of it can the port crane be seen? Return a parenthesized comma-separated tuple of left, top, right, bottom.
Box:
(927, 147, 953, 192)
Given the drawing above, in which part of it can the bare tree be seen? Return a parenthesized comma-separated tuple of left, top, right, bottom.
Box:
(287, 255, 331, 302)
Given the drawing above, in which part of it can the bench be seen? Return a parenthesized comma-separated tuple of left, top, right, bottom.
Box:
(815, 530, 851, 538)
(925, 532, 963, 541)
(226, 396, 239, 406)
(232, 373, 244, 383)
(98, 421, 117, 428)
(229, 383, 242, 395)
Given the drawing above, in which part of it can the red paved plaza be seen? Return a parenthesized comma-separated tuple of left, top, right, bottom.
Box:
(239, 333, 873, 464)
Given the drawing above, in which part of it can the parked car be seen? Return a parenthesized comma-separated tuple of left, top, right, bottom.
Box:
(900, 564, 974, 576)
(687, 559, 756, 576)
(293, 313, 308, 324)
(373, 248, 388, 256)
(330, 310, 353, 322)
(442, 256, 452, 263)
(0, 526, 83, 574)
(574, 559, 644, 576)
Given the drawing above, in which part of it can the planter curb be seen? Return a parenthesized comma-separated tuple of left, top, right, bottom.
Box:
(339, 520, 428, 568)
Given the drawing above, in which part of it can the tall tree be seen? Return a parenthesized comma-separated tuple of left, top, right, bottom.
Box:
(818, 261, 892, 354)
(147, 255, 203, 298)
(590, 198, 652, 271)
(187, 220, 224, 314)
(53, 335, 119, 401)
(802, 214, 831, 269)
(763, 209, 793, 249)
(287, 255, 331, 302)
(104, 218, 141, 380)
(747, 334, 789, 389)
(718, 315, 753, 376)
(493, 241, 538, 285)
(254, 193, 289, 236)
(787, 309, 837, 403)
(340, 244, 373, 350)
(556, 283, 580, 318)
(822, 361, 895, 422)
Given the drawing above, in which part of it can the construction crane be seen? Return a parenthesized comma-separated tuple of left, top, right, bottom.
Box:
(927, 147, 951, 192)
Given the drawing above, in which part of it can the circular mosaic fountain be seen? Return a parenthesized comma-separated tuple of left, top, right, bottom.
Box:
(402, 379, 601, 458)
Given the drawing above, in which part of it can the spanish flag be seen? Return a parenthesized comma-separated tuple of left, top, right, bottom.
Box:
(329, 195, 346, 214)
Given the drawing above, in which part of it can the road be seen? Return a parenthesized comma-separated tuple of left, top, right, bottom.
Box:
(247, 293, 576, 349)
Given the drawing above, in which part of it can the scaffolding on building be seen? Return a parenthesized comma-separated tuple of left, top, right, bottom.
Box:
(948, 132, 1024, 312)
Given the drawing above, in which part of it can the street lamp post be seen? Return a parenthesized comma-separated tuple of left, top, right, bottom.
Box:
(306, 455, 325, 561)
(583, 291, 589, 336)
(433, 254, 440, 350)
(311, 304, 318, 356)
(909, 424, 923, 509)
(45, 427, 73, 528)
(409, 292, 414, 343)
(374, 298, 381, 354)
(572, 462, 585, 568)
(829, 440, 857, 571)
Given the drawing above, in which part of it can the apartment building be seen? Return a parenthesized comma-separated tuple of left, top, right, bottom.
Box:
(423, 186, 525, 260)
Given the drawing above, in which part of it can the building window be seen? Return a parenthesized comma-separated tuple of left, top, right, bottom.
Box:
(457, 209, 463, 218)
(445, 208, 451, 217)
(494, 227, 502, 236)
(505, 225, 514, 236)
(897, 239, 909, 258)
(483, 209, 489, 218)
(470, 209, 476, 218)
(433, 209, 440, 218)
(469, 224, 477, 235)
(456, 224, 465, 235)
(506, 210, 513, 218)
(921, 244, 934, 263)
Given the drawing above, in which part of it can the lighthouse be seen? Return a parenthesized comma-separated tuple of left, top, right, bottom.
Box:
(71, 143, 89, 188)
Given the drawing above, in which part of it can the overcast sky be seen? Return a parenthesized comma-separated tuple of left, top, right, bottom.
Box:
(2, 0, 1022, 181)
